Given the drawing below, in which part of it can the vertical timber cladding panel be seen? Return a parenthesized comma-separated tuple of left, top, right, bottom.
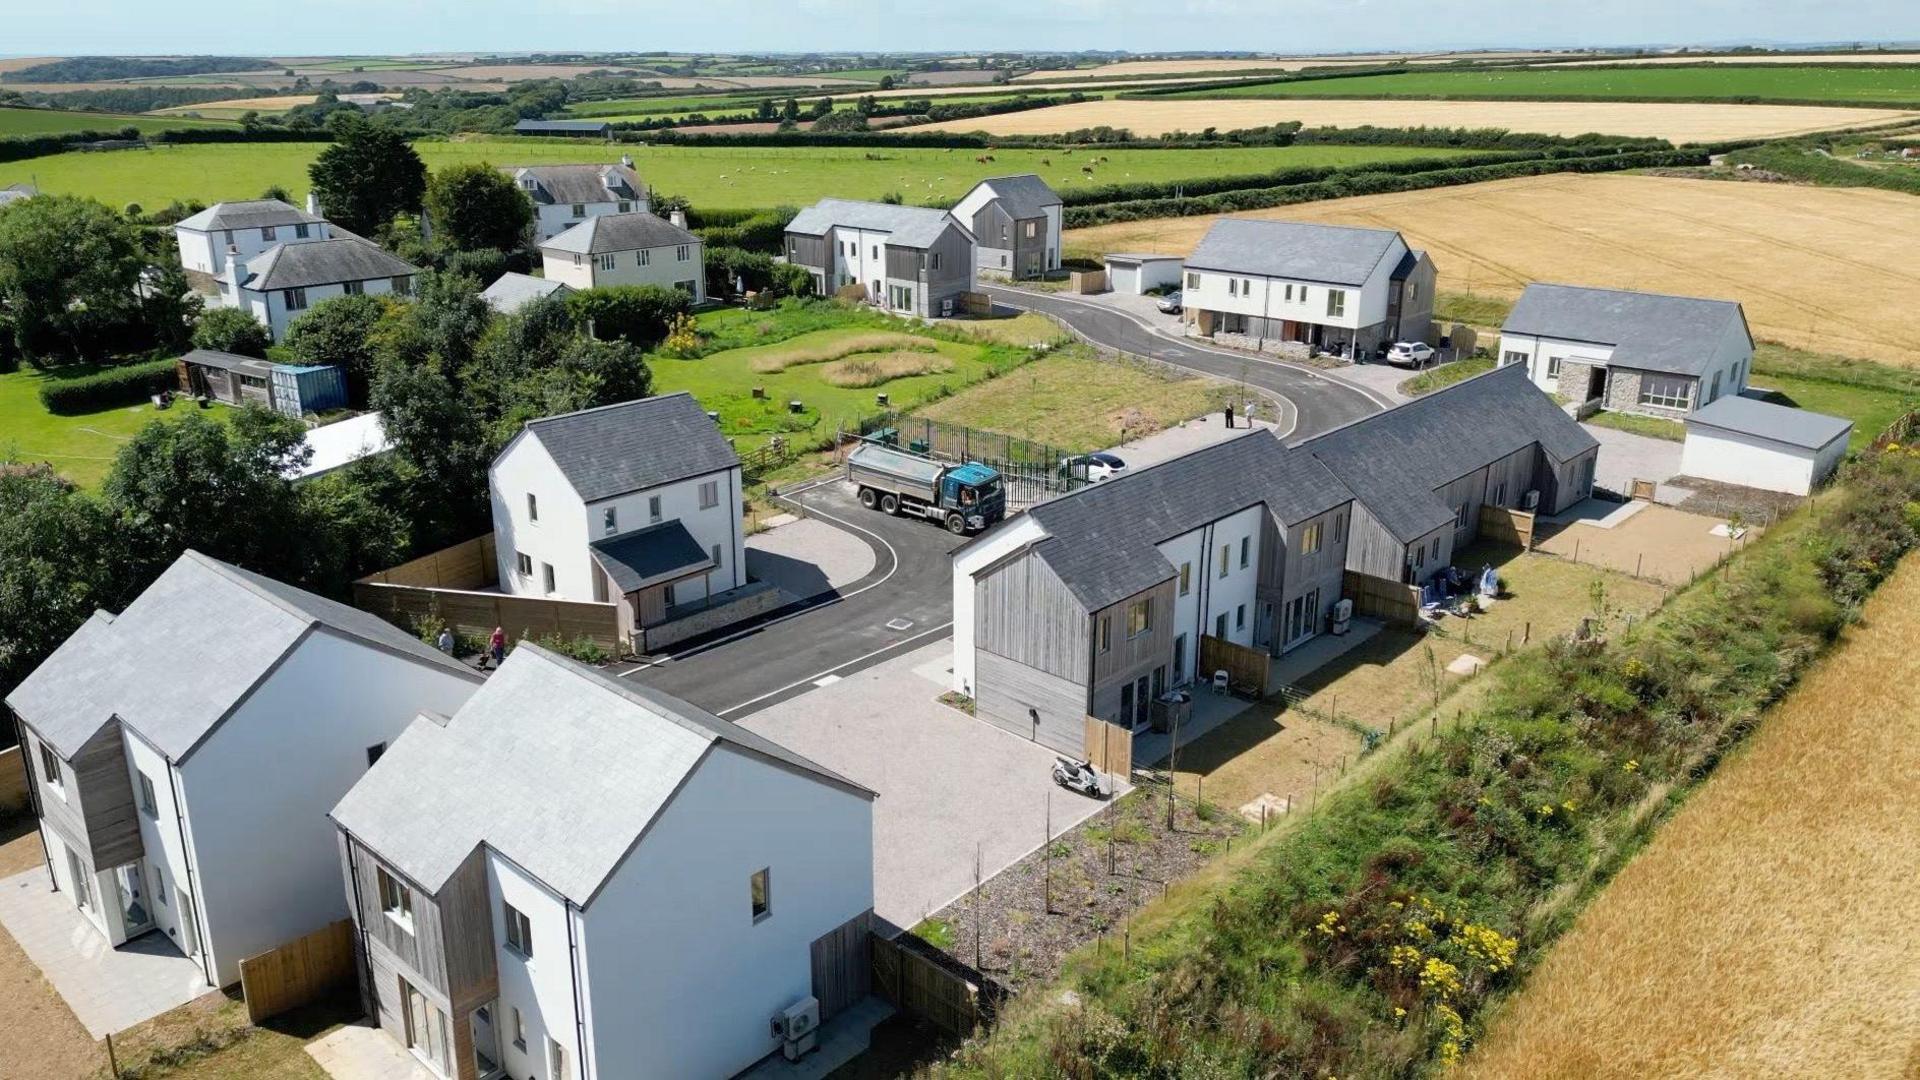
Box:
(1088, 579, 1177, 724)
(1342, 570, 1422, 625)
(1083, 716, 1133, 777)
(809, 909, 873, 1021)
(0, 746, 26, 814)
(976, 652, 1086, 752)
(239, 919, 356, 1024)
(973, 552, 1088, 683)
(922, 223, 977, 313)
(75, 723, 142, 869)
(347, 838, 452, 996)
(439, 846, 499, 1015)
(1343, 502, 1409, 583)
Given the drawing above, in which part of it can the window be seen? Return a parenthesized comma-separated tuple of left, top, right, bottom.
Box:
(1227, 278, 1238, 298)
(637, 248, 650, 266)
(138, 772, 158, 816)
(1333, 512, 1346, 544)
(663, 581, 676, 607)
(1284, 283, 1294, 301)
(889, 284, 913, 310)
(284, 287, 308, 312)
(377, 867, 412, 928)
(344, 279, 364, 296)
(527, 492, 539, 522)
(750, 868, 771, 921)
(1546, 355, 1564, 378)
(1185, 272, 1199, 290)
(929, 251, 942, 271)
(294, 223, 310, 239)
(699, 480, 719, 509)
(1236, 604, 1246, 630)
(1503, 350, 1528, 367)
(1178, 562, 1191, 596)
(1173, 633, 1186, 679)
(391, 276, 411, 296)
(1298, 285, 1309, 304)
(1638, 374, 1693, 411)
(549, 1038, 569, 1080)
(711, 543, 722, 570)
(1454, 504, 1469, 529)
(596, 253, 616, 271)
(503, 901, 533, 957)
(1709, 371, 1723, 401)
(516, 551, 532, 577)
(1099, 615, 1112, 653)
(593, 572, 609, 603)
(511, 1008, 526, 1051)
(677, 244, 690, 262)
(1023, 220, 1038, 239)
(151, 866, 166, 906)
(674, 279, 697, 295)
(262, 225, 277, 241)
(1126, 598, 1151, 638)
(1214, 612, 1228, 638)
(67, 851, 90, 910)
(571, 203, 586, 218)
(1238, 536, 1250, 569)
(1326, 289, 1347, 318)
(366, 742, 386, 767)
(541, 563, 556, 594)
(618, 200, 632, 213)
(603, 507, 617, 535)
(1301, 521, 1323, 555)
(871, 245, 879, 260)
(37, 743, 61, 791)
(1218, 544, 1230, 578)
(648, 494, 663, 523)
(1431, 538, 1442, 559)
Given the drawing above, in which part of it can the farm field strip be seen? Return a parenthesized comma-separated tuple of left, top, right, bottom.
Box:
(1465, 553, 1920, 1079)
(916, 97, 1920, 141)
(1168, 64, 1920, 104)
(0, 105, 234, 134)
(1064, 172, 1920, 367)
(1541, 52, 1920, 67)
(0, 140, 1475, 212)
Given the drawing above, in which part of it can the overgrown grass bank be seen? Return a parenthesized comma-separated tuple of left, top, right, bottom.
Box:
(939, 448, 1920, 1077)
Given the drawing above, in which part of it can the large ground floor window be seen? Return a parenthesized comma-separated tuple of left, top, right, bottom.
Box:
(1637, 374, 1694, 411)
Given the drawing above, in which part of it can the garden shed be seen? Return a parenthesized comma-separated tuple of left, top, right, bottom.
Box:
(178, 351, 346, 416)
(1679, 395, 1852, 496)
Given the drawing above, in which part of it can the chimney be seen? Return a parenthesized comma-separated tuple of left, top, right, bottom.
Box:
(620, 154, 634, 169)
(669, 208, 688, 230)
(304, 191, 320, 217)
(226, 246, 247, 306)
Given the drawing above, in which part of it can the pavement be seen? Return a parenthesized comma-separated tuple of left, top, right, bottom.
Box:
(737, 640, 1112, 932)
(745, 516, 877, 602)
(1100, 412, 1279, 471)
(980, 284, 1387, 441)
(737, 998, 895, 1080)
(1582, 423, 1689, 501)
(0, 867, 209, 1038)
(306, 1020, 437, 1080)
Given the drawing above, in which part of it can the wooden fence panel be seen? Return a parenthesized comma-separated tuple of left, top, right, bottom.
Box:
(0, 747, 27, 815)
(1083, 716, 1133, 778)
(871, 934, 980, 1039)
(240, 919, 356, 1024)
(359, 535, 497, 589)
(1343, 570, 1422, 626)
(1478, 507, 1537, 550)
(809, 909, 873, 1022)
(1197, 635, 1269, 695)
(353, 583, 623, 653)
(1069, 270, 1107, 294)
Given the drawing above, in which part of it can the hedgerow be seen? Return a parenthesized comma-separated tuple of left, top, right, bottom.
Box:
(37, 356, 179, 413)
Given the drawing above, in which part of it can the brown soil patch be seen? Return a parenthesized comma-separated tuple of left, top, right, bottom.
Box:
(1533, 503, 1749, 585)
(1066, 173, 1920, 366)
(918, 98, 1920, 142)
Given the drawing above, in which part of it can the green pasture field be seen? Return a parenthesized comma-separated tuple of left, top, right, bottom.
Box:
(0, 139, 1475, 212)
(564, 85, 1114, 121)
(1167, 64, 1920, 104)
(0, 106, 234, 135)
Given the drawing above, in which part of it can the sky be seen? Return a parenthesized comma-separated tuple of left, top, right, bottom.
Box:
(8, 1, 1920, 57)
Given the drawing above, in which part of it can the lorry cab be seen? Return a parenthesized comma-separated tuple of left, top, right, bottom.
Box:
(944, 462, 1006, 531)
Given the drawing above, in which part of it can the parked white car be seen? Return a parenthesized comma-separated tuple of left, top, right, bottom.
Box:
(1387, 341, 1436, 367)
(1060, 452, 1128, 483)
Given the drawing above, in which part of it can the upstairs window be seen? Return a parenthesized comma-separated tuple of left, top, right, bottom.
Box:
(618, 200, 632, 213)
(699, 480, 719, 510)
(603, 507, 618, 535)
(294, 223, 310, 239)
(1185, 272, 1200, 290)
(1301, 522, 1323, 555)
(1239, 536, 1250, 569)
(648, 494, 662, 523)
(527, 492, 539, 522)
(750, 868, 771, 922)
(284, 287, 308, 312)
(1179, 562, 1191, 596)
(391, 276, 412, 296)
(637, 248, 650, 266)
(571, 203, 586, 218)
(138, 772, 158, 817)
(1547, 356, 1564, 377)
(596, 253, 616, 272)
(1127, 598, 1152, 638)
(503, 901, 533, 957)
(377, 867, 413, 930)
(37, 745, 63, 792)
(677, 244, 691, 262)
(1326, 289, 1347, 318)
(343, 280, 364, 296)
(262, 225, 277, 241)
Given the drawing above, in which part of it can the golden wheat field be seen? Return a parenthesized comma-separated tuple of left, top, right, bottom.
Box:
(1066, 173, 1920, 365)
(1464, 554, 1920, 1079)
(918, 97, 1920, 142)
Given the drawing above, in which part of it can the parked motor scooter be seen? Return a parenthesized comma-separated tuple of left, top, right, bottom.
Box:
(1052, 756, 1109, 800)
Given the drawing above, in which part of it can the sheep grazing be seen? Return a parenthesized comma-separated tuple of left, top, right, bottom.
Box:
(1081, 165, 1094, 174)
(1041, 158, 1051, 166)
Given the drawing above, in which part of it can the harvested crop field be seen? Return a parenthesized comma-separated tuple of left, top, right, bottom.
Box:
(1465, 552, 1920, 1079)
(1545, 51, 1920, 66)
(917, 97, 1920, 141)
(1176, 64, 1920, 105)
(1065, 173, 1920, 365)
(1014, 59, 1385, 79)
(151, 94, 320, 115)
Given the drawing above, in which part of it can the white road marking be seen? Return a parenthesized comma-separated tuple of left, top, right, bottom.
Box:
(715, 622, 954, 717)
(811, 674, 843, 688)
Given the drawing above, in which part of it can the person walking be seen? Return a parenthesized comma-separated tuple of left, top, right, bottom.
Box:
(436, 626, 455, 655)
(487, 626, 507, 670)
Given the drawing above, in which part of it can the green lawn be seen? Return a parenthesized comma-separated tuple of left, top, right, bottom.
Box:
(0, 367, 232, 488)
(0, 105, 234, 135)
(0, 139, 1477, 213)
(1398, 355, 1494, 396)
(1167, 64, 1920, 105)
(1587, 409, 1685, 441)
(916, 347, 1228, 452)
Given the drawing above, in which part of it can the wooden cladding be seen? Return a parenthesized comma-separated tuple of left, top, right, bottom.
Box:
(1343, 570, 1422, 626)
(1083, 716, 1133, 778)
(239, 919, 356, 1024)
(1197, 635, 1269, 697)
(809, 909, 873, 1022)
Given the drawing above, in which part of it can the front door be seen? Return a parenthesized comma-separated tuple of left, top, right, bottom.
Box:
(470, 1002, 502, 1077)
(115, 864, 153, 936)
(65, 850, 91, 912)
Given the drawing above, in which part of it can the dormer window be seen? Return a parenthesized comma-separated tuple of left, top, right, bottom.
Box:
(521, 178, 537, 191)
(294, 223, 310, 239)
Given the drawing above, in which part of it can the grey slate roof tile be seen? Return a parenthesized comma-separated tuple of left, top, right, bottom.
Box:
(1502, 283, 1751, 378)
(1185, 218, 1403, 286)
(541, 211, 699, 255)
(786, 198, 967, 249)
(238, 237, 419, 292)
(481, 272, 572, 314)
(519, 391, 739, 503)
(968, 174, 1061, 219)
(175, 199, 324, 232)
(590, 520, 714, 593)
(502, 162, 643, 205)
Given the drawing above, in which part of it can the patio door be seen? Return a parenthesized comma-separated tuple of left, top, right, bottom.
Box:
(1283, 590, 1322, 652)
(404, 978, 449, 1076)
(65, 850, 92, 912)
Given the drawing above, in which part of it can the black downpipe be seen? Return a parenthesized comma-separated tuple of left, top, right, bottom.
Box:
(338, 826, 377, 1017)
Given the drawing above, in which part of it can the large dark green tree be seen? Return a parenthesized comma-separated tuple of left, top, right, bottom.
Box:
(0, 466, 133, 709)
(191, 306, 271, 358)
(284, 293, 387, 403)
(423, 161, 534, 252)
(307, 112, 427, 237)
(0, 195, 148, 362)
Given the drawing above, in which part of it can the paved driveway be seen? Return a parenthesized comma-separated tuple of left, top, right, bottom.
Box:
(738, 641, 1111, 933)
(1582, 424, 1686, 498)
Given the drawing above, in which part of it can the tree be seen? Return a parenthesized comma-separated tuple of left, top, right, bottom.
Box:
(564, 284, 691, 347)
(192, 307, 271, 358)
(809, 97, 833, 119)
(307, 113, 427, 237)
(404, 270, 493, 372)
(0, 466, 134, 709)
(780, 96, 800, 122)
(423, 161, 534, 253)
(755, 98, 776, 121)
(0, 195, 148, 362)
(371, 360, 492, 538)
(260, 184, 293, 203)
(877, 75, 895, 91)
(283, 293, 387, 402)
(811, 109, 868, 133)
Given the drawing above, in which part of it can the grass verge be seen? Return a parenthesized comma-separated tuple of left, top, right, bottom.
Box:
(1399, 356, 1494, 397)
(913, 346, 1229, 453)
(1585, 409, 1685, 441)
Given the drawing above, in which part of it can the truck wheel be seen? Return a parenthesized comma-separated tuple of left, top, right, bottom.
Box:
(946, 512, 968, 535)
(880, 493, 900, 515)
(857, 487, 878, 510)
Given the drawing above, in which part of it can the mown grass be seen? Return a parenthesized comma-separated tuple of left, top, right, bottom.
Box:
(0, 367, 232, 488)
(914, 346, 1229, 452)
(1585, 409, 1685, 441)
(935, 448, 1920, 1078)
(0, 105, 232, 135)
(0, 140, 1478, 213)
(1170, 64, 1920, 104)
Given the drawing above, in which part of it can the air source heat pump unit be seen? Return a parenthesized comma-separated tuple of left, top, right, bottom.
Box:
(1522, 490, 1540, 511)
(780, 996, 821, 1061)
(1331, 599, 1353, 637)
(941, 297, 955, 317)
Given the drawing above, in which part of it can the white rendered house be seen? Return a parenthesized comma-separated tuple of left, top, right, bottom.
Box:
(951, 174, 1062, 280)
(1497, 283, 1754, 418)
(174, 196, 332, 284)
(223, 236, 420, 342)
(331, 644, 875, 1080)
(4, 551, 481, 987)
(539, 211, 704, 300)
(503, 160, 649, 243)
(489, 392, 744, 637)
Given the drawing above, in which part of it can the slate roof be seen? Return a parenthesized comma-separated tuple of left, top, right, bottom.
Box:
(968, 174, 1061, 219)
(502, 162, 643, 205)
(1185, 218, 1404, 286)
(785, 198, 967, 249)
(590, 520, 714, 593)
(1021, 431, 1355, 611)
(175, 199, 324, 232)
(6, 551, 476, 761)
(1687, 395, 1853, 450)
(1296, 363, 1598, 542)
(541, 211, 699, 255)
(329, 644, 870, 903)
(516, 391, 739, 503)
(1389, 249, 1426, 281)
(1502, 283, 1751, 378)
(480, 272, 573, 314)
(236, 237, 419, 292)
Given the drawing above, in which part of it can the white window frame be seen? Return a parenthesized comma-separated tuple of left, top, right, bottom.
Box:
(1178, 562, 1191, 596)
(1546, 355, 1564, 378)
(138, 772, 158, 817)
(516, 551, 532, 577)
(1503, 349, 1528, 367)
(549, 1038, 569, 1080)
(1238, 536, 1250, 569)
(377, 867, 413, 931)
(596, 253, 616, 272)
(603, 507, 617, 535)
(526, 492, 538, 522)
(541, 562, 556, 594)
(38, 743, 62, 794)
(262, 225, 277, 242)
(343, 279, 365, 296)
(648, 494, 663, 523)
(284, 287, 308, 312)
(1637, 374, 1693, 411)
(677, 244, 691, 262)
(1326, 289, 1347, 318)
(512, 1007, 527, 1051)
(637, 248, 650, 266)
(1185, 272, 1199, 290)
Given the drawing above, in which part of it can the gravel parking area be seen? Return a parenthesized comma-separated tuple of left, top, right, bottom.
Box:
(0, 823, 104, 1080)
(736, 641, 1111, 932)
(1583, 423, 1685, 498)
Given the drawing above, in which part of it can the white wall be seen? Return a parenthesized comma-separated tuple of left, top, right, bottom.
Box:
(540, 241, 703, 300)
(1042, 204, 1063, 270)
(177, 631, 479, 984)
(1498, 332, 1617, 397)
(1195, 505, 1264, 651)
(1185, 234, 1403, 332)
(579, 746, 874, 1080)
(531, 196, 649, 244)
(121, 732, 198, 962)
(177, 221, 332, 276)
(491, 433, 588, 600)
(586, 466, 744, 600)
(36, 825, 114, 940)
(832, 228, 893, 298)
(485, 854, 582, 1080)
(1680, 427, 1839, 496)
(1156, 530, 1204, 683)
(950, 514, 1050, 697)
(232, 274, 409, 342)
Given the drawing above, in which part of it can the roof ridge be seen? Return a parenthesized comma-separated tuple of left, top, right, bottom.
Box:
(177, 549, 319, 632)
(525, 390, 698, 429)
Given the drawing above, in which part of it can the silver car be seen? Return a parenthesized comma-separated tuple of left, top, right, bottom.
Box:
(1156, 290, 1183, 314)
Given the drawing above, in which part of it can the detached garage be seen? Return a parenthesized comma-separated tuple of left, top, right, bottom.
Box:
(1680, 396, 1853, 496)
(1104, 253, 1184, 295)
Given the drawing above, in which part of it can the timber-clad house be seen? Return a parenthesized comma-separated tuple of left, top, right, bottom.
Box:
(783, 198, 977, 318)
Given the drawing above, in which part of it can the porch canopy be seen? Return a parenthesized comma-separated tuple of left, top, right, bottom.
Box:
(590, 520, 715, 596)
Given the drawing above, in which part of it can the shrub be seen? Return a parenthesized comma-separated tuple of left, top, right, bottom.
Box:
(37, 356, 178, 413)
(190, 307, 270, 358)
(565, 284, 692, 346)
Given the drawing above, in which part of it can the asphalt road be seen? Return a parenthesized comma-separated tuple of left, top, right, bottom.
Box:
(980, 284, 1386, 440)
(614, 477, 964, 719)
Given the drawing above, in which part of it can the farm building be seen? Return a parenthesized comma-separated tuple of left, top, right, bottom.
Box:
(1679, 396, 1852, 495)
(1103, 253, 1184, 295)
(512, 118, 612, 137)
(178, 350, 348, 415)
